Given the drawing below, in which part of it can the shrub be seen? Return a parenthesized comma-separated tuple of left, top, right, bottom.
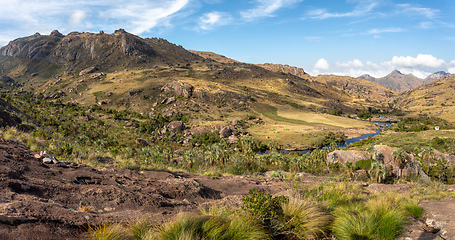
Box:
(354, 159, 372, 171)
(357, 110, 372, 119)
(242, 189, 288, 226)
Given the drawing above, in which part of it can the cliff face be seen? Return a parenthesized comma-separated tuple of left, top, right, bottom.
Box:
(257, 63, 310, 80)
(0, 29, 204, 75)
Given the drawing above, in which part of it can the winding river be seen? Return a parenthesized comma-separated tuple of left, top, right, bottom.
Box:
(259, 122, 391, 155)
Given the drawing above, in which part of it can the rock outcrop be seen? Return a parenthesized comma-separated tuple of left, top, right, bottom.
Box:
(326, 150, 369, 165)
(327, 145, 430, 181)
(161, 81, 194, 98)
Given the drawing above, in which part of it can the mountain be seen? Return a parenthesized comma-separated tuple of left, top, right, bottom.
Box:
(358, 70, 427, 92)
(0, 29, 204, 81)
(0, 30, 369, 119)
(250, 63, 396, 104)
(393, 75, 455, 121)
(425, 71, 454, 82)
(312, 75, 397, 103)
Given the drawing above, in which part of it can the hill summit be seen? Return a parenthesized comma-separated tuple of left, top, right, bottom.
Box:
(358, 70, 453, 92)
(0, 29, 204, 78)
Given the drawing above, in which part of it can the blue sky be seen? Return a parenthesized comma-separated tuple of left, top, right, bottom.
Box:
(0, 0, 454, 78)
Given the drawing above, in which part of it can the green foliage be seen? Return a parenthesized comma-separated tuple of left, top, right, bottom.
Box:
(354, 159, 372, 171)
(393, 117, 451, 132)
(242, 189, 289, 226)
(190, 132, 221, 146)
(331, 108, 343, 116)
(301, 182, 369, 211)
(86, 222, 127, 240)
(369, 161, 388, 183)
(280, 198, 330, 239)
(356, 110, 372, 119)
(158, 211, 270, 240)
(332, 199, 406, 240)
(402, 202, 423, 218)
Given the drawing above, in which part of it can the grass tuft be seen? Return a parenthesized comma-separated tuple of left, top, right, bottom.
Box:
(332, 197, 406, 240)
(86, 222, 127, 240)
(281, 197, 331, 239)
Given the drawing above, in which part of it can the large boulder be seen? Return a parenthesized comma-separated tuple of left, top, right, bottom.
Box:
(191, 127, 210, 135)
(372, 145, 429, 180)
(219, 126, 233, 138)
(79, 66, 98, 76)
(161, 82, 194, 98)
(433, 149, 455, 164)
(326, 145, 430, 181)
(168, 121, 184, 131)
(326, 150, 369, 165)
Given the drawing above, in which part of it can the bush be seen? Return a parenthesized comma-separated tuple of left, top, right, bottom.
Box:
(354, 159, 372, 171)
(357, 110, 372, 119)
(242, 189, 288, 226)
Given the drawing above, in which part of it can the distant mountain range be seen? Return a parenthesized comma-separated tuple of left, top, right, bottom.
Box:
(358, 70, 454, 92)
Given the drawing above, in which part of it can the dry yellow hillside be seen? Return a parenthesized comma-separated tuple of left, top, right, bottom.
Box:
(394, 76, 455, 122)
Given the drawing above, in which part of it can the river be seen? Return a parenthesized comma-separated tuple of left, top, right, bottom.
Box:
(259, 122, 391, 155)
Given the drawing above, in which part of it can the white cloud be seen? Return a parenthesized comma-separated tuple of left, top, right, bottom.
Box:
(336, 59, 364, 68)
(199, 11, 232, 30)
(304, 36, 322, 42)
(70, 10, 87, 27)
(240, 0, 302, 21)
(306, 0, 378, 20)
(110, 0, 190, 34)
(420, 21, 433, 29)
(0, 0, 191, 38)
(387, 54, 446, 69)
(396, 4, 439, 18)
(314, 58, 329, 70)
(368, 28, 403, 35)
(309, 54, 454, 79)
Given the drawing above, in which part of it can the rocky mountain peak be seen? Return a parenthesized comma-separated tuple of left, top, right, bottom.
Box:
(425, 71, 454, 82)
(0, 29, 204, 75)
(50, 30, 64, 37)
(390, 69, 403, 75)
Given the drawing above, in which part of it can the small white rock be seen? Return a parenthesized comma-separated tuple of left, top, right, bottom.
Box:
(42, 158, 53, 164)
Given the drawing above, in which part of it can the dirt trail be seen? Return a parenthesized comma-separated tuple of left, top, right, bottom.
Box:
(0, 139, 454, 239)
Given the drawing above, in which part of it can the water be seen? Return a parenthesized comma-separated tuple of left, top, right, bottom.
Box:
(258, 122, 391, 155)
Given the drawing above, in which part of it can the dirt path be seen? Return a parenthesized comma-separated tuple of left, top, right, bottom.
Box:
(0, 139, 454, 239)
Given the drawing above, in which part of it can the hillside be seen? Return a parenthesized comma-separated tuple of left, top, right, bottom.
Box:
(251, 63, 397, 105)
(393, 76, 455, 121)
(313, 74, 397, 104)
(0, 30, 386, 147)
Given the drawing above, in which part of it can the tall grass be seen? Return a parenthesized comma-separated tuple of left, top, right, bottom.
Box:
(281, 197, 331, 239)
(301, 182, 370, 211)
(332, 197, 406, 240)
(158, 209, 270, 240)
(86, 222, 128, 240)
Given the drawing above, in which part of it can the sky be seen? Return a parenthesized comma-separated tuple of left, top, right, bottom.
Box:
(0, 0, 454, 78)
